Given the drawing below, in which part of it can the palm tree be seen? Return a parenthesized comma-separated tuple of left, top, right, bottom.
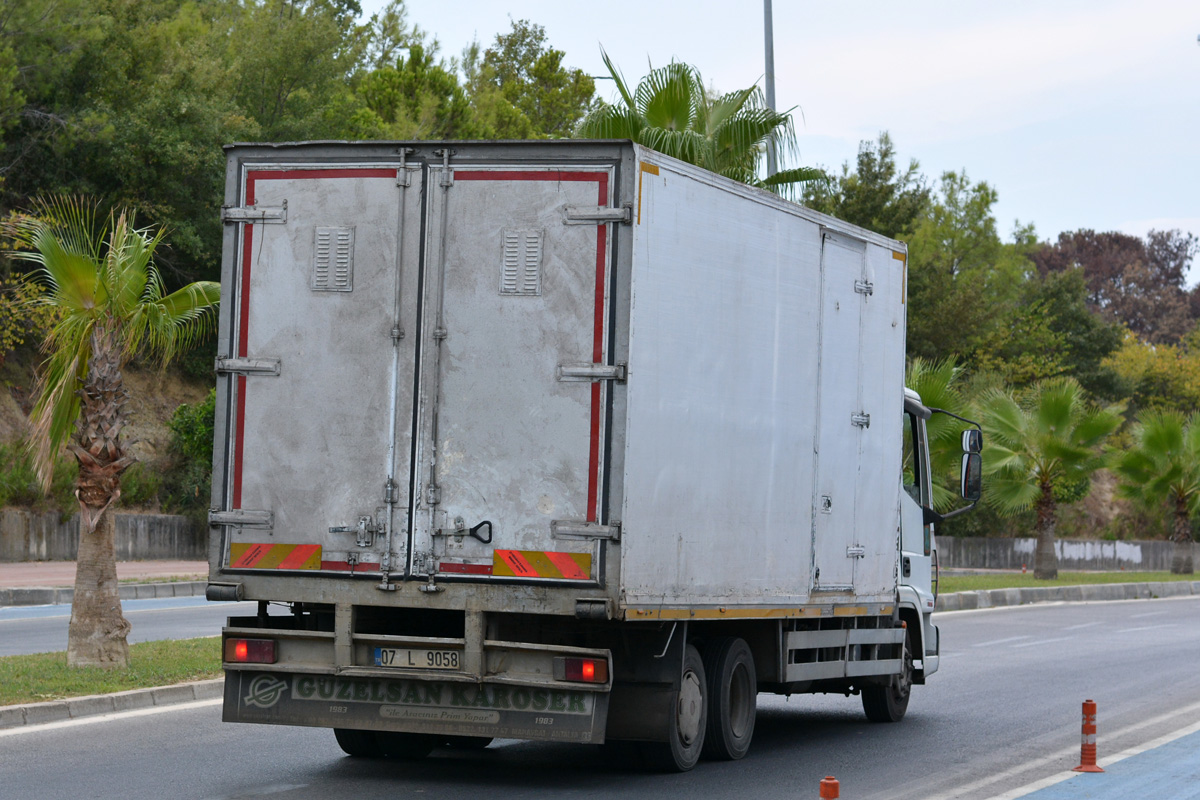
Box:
(978, 378, 1123, 579)
(577, 50, 823, 195)
(10, 196, 219, 668)
(1112, 410, 1199, 574)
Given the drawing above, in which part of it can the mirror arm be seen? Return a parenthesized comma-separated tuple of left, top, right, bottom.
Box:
(925, 502, 977, 525)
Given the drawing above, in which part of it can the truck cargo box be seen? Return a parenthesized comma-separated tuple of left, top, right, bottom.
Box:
(209, 140, 908, 615)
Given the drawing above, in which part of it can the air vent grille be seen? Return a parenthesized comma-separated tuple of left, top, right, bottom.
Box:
(313, 227, 355, 292)
(500, 229, 543, 296)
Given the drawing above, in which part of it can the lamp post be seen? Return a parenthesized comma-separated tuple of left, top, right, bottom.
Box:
(764, 0, 777, 178)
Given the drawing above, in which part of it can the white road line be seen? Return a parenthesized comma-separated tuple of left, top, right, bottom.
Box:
(1011, 637, 1073, 649)
(1116, 624, 1177, 633)
(1062, 621, 1102, 631)
(0, 698, 222, 738)
(984, 718, 1200, 800)
(1129, 611, 1169, 619)
(924, 698, 1200, 800)
(971, 636, 1032, 647)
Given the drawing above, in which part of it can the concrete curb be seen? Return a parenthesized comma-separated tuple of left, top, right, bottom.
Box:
(936, 580, 1200, 611)
(0, 580, 207, 608)
(0, 678, 223, 731)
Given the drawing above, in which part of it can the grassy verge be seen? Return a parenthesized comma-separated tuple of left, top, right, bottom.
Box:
(940, 571, 1197, 594)
(0, 637, 221, 706)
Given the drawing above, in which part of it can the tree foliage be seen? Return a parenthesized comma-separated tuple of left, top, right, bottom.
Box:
(1112, 410, 1200, 573)
(978, 379, 1123, 578)
(577, 50, 823, 195)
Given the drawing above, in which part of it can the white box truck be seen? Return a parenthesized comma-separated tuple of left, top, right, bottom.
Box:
(207, 140, 980, 771)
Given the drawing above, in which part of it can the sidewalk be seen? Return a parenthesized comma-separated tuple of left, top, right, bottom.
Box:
(0, 559, 208, 606)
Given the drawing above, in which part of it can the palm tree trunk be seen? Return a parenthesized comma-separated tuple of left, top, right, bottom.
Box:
(67, 323, 133, 668)
(1033, 488, 1059, 580)
(1171, 497, 1194, 575)
(67, 506, 130, 666)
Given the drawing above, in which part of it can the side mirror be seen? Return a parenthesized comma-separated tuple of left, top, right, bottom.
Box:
(962, 428, 982, 454)
(961, 452, 982, 502)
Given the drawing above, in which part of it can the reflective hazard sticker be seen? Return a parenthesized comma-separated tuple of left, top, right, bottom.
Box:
(229, 543, 321, 570)
(492, 550, 591, 580)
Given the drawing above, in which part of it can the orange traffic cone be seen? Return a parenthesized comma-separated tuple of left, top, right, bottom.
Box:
(1072, 699, 1105, 773)
(819, 776, 840, 799)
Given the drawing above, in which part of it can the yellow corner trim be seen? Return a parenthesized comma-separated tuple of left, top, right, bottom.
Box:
(641, 163, 660, 175)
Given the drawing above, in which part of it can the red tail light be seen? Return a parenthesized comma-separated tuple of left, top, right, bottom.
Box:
(224, 637, 277, 664)
(558, 657, 608, 683)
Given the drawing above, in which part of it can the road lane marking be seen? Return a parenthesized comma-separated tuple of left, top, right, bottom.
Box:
(971, 636, 1032, 647)
(1011, 637, 1073, 648)
(1129, 611, 1168, 619)
(0, 698, 222, 738)
(1115, 624, 1176, 633)
(984, 718, 1200, 800)
(1062, 621, 1102, 631)
(924, 698, 1200, 800)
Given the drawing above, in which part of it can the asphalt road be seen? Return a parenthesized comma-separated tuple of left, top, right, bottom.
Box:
(3, 597, 1199, 800)
(0, 597, 257, 656)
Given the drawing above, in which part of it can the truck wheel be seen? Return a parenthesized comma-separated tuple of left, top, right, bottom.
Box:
(377, 731, 438, 759)
(639, 644, 707, 772)
(701, 637, 757, 760)
(334, 728, 384, 758)
(443, 736, 493, 749)
(861, 629, 913, 723)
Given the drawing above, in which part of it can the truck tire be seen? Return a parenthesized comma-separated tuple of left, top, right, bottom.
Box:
(861, 628, 913, 723)
(334, 728, 384, 758)
(377, 731, 438, 759)
(443, 736, 493, 749)
(701, 637, 757, 760)
(638, 644, 707, 772)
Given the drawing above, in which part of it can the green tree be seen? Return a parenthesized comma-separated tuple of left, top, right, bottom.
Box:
(803, 132, 930, 239)
(476, 19, 594, 137)
(978, 378, 1123, 579)
(9, 197, 219, 667)
(577, 51, 823, 194)
(352, 43, 480, 139)
(905, 171, 1028, 364)
(1112, 410, 1200, 574)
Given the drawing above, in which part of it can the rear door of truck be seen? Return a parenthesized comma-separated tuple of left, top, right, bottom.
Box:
(214, 150, 620, 588)
(409, 159, 618, 586)
(216, 162, 421, 577)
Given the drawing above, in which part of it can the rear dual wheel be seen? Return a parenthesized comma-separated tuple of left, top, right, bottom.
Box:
(702, 637, 757, 761)
(639, 644, 708, 772)
(334, 728, 438, 759)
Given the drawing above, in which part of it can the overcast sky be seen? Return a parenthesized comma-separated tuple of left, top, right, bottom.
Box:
(363, 0, 1199, 255)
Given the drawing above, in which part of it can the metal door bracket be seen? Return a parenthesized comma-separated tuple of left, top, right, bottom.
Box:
(557, 363, 627, 383)
(552, 520, 620, 541)
(851, 412, 871, 428)
(222, 202, 287, 224)
(854, 280, 874, 295)
(215, 357, 281, 376)
(209, 509, 274, 529)
(847, 545, 866, 559)
(564, 203, 632, 225)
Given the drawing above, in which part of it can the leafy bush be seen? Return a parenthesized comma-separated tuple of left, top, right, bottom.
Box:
(161, 389, 215, 522)
(0, 439, 77, 512)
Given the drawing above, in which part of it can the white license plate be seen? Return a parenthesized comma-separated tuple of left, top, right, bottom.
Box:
(374, 647, 460, 670)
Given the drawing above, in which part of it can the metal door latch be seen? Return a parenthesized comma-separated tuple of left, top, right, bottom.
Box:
(329, 516, 377, 547)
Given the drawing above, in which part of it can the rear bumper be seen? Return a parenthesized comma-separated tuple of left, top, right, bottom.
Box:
(223, 669, 610, 743)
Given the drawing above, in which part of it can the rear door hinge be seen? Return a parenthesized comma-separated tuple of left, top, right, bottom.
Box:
(851, 412, 871, 428)
(222, 201, 287, 224)
(564, 204, 632, 225)
(557, 362, 627, 382)
(215, 357, 281, 376)
(209, 509, 274, 529)
(854, 280, 874, 295)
